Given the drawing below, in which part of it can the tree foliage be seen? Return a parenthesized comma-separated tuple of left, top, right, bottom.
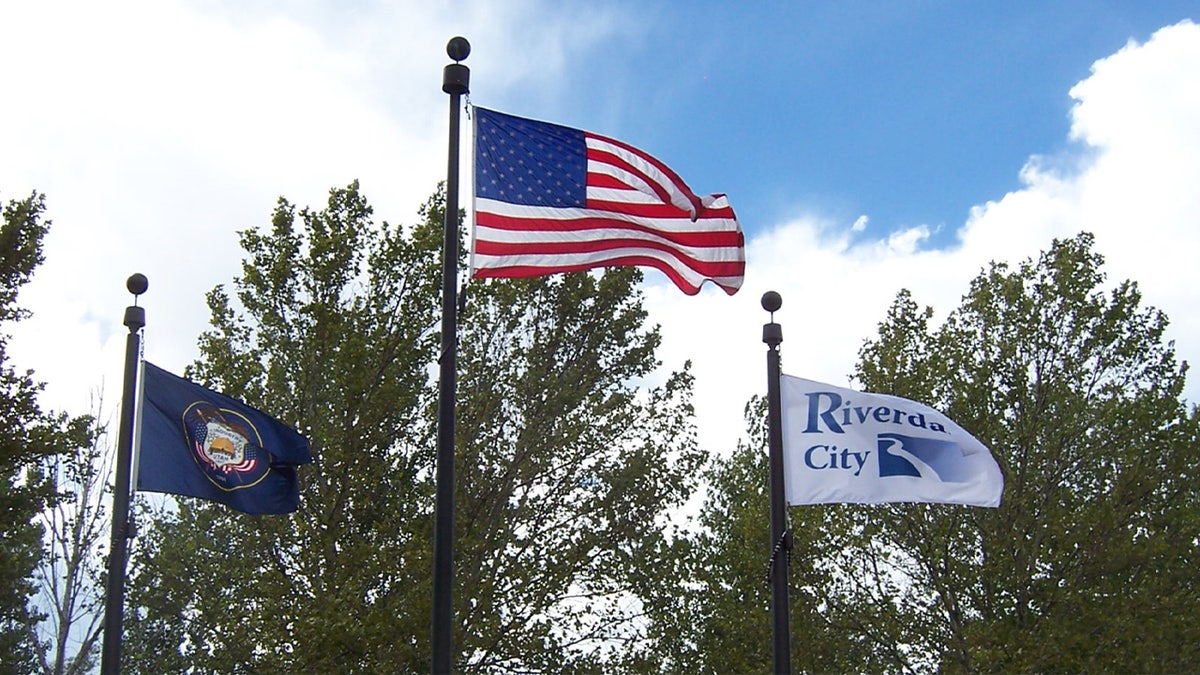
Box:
(123, 182, 705, 672)
(125, 182, 443, 673)
(644, 399, 784, 673)
(850, 233, 1199, 671)
(0, 193, 92, 674)
(680, 233, 1199, 673)
(649, 400, 905, 674)
(453, 268, 706, 671)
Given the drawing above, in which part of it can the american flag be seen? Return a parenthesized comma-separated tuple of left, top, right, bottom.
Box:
(471, 107, 745, 295)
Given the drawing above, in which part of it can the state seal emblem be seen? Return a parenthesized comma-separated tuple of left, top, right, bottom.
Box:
(183, 402, 272, 491)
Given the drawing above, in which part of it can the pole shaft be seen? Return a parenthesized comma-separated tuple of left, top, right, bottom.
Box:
(765, 319, 791, 674)
(432, 47, 469, 674)
(100, 305, 144, 675)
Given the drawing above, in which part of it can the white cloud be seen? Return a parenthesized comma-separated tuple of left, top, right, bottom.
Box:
(960, 20, 1200, 378)
(0, 0, 632, 415)
(651, 20, 1200, 455)
(3, 1, 1196, 467)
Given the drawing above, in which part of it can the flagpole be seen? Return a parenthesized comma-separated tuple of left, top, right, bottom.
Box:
(432, 36, 470, 675)
(763, 290, 792, 674)
(100, 273, 148, 675)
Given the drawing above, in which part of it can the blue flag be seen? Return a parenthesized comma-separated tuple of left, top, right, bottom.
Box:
(136, 361, 312, 514)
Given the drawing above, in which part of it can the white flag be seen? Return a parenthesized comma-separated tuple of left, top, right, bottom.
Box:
(781, 374, 1003, 507)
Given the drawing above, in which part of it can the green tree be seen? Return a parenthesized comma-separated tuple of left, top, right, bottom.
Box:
(653, 401, 901, 674)
(648, 400, 784, 674)
(453, 270, 705, 671)
(675, 233, 1199, 673)
(0, 192, 92, 674)
(845, 232, 1199, 671)
(124, 182, 705, 672)
(125, 181, 443, 673)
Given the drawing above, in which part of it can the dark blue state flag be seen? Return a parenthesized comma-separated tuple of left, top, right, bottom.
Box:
(136, 361, 312, 515)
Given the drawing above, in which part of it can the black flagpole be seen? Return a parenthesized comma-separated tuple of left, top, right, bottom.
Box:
(100, 273, 148, 675)
(763, 290, 792, 674)
(432, 36, 469, 675)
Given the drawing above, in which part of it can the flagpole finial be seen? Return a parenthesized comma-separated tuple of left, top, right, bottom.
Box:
(762, 290, 781, 314)
(762, 291, 782, 348)
(447, 36, 470, 62)
(443, 37, 470, 95)
(127, 273, 148, 297)
(124, 274, 147, 330)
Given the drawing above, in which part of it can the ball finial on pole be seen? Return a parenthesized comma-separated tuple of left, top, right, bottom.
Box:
(124, 275, 148, 327)
(447, 36, 470, 62)
(126, 273, 148, 296)
(443, 37, 471, 95)
(762, 290, 782, 314)
(762, 291, 782, 347)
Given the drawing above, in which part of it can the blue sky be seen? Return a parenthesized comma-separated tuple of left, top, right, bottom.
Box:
(478, 1, 1196, 244)
(1, 1, 1198, 454)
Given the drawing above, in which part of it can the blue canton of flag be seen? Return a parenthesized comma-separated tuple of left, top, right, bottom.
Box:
(475, 110, 588, 208)
(137, 361, 312, 515)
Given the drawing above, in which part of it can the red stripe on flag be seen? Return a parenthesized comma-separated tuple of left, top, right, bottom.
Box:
(586, 172, 633, 190)
(473, 238, 745, 276)
(475, 212, 744, 248)
(584, 195, 737, 220)
(473, 255, 739, 296)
